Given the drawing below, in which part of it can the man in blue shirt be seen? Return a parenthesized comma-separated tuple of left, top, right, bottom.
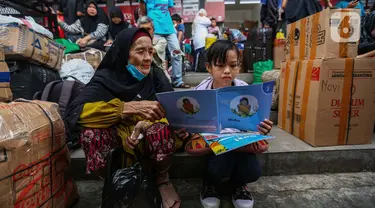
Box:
(140, 0, 189, 88)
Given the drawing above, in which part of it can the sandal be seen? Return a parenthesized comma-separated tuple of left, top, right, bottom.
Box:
(158, 181, 181, 208)
(173, 83, 190, 88)
(156, 170, 181, 208)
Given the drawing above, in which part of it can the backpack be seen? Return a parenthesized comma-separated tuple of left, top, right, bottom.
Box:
(34, 76, 85, 149)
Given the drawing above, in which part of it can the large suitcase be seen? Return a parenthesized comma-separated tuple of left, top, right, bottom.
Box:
(243, 28, 273, 71)
(9, 61, 60, 100)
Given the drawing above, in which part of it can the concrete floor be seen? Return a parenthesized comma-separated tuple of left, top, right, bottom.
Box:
(73, 172, 375, 208)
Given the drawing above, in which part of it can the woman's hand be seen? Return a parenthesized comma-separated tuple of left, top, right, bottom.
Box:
(126, 121, 151, 149)
(257, 119, 273, 135)
(174, 128, 189, 140)
(122, 101, 166, 122)
(104, 39, 113, 46)
(77, 38, 88, 47)
(347, 1, 359, 8)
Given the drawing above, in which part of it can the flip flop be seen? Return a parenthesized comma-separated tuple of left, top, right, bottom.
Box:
(158, 181, 181, 208)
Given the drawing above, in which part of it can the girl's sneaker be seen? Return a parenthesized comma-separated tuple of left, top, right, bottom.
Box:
(200, 183, 220, 208)
(232, 185, 254, 208)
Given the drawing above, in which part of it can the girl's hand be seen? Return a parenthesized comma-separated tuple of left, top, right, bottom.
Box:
(257, 119, 273, 135)
(174, 128, 190, 140)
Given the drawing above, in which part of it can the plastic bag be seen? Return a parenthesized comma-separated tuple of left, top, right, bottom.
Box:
(253, 60, 274, 84)
(101, 148, 161, 208)
(60, 59, 95, 84)
(55, 39, 80, 55)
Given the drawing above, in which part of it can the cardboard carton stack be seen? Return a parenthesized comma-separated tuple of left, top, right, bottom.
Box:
(0, 100, 78, 208)
(0, 23, 64, 71)
(278, 8, 375, 146)
(0, 48, 12, 102)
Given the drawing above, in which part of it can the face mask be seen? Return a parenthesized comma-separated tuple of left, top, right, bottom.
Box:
(126, 64, 147, 81)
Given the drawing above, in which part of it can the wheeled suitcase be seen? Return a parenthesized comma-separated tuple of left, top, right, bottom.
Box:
(9, 61, 60, 100)
(243, 28, 273, 71)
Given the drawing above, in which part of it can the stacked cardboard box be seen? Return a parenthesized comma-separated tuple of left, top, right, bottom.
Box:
(0, 23, 64, 70)
(278, 8, 375, 146)
(0, 48, 12, 102)
(65, 48, 105, 69)
(0, 100, 78, 207)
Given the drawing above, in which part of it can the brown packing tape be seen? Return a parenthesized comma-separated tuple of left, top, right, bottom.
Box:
(289, 61, 300, 134)
(338, 12, 350, 58)
(290, 23, 296, 59)
(310, 13, 320, 59)
(299, 60, 314, 140)
(299, 19, 307, 60)
(337, 58, 354, 145)
(281, 61, 291, 130)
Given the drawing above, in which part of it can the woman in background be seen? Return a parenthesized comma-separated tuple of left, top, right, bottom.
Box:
(192, 9, 211, 72)
(57, 0, 109, 50)
(282, 0, 331, 24)
(104, 6, 131, 47)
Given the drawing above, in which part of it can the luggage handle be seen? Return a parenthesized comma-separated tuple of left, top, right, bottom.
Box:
(40, 80, 63, 101)
(58, 81, 76, 116)
(62, 75, 85, 85)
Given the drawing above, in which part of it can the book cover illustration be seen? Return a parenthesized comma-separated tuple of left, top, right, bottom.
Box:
(201, 132, 275, 155)
(156, 82, 274, 133)
(218, 81, 274, 132)
(156, 90, 219, 133)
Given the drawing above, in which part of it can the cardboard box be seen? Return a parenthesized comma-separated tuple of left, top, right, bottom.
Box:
(285, 8, 360, 61)
(65, 48, 105, 69)
(273, 39, 285, 69)
(278, 60, 299, 133)
(0, 48, 12, 102)
(279, 58, 375, 146)
(0, 24, 64, 70)
(0, 100, 78, 207)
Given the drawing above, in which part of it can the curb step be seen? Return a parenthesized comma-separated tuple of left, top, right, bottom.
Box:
(73, 172, 375, 208)
(71, 128, 375, 180)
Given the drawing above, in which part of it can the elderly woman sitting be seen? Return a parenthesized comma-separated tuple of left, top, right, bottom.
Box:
(57, 0, 108, 50)
(65, 28, 185, 208)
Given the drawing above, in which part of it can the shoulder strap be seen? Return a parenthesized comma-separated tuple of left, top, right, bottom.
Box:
(58, 81, 76, 116)
(41, 80, 63, 101)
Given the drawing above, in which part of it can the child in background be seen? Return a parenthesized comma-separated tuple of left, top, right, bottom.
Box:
(208, 18, 222, 39)
(194, 40, 273, 208)
(172, 13, 185, 45)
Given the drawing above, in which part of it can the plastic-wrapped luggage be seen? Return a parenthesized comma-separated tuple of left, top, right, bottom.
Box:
(243, 28, 273, 71)
(9, 61, 60, 100)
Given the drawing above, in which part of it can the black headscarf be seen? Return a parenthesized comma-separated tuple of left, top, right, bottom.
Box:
(64, 28, 173, 130)
(80, 0, 109, 34)
(109, 6, 130, 39)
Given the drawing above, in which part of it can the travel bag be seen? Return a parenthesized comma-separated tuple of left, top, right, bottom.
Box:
(243, 28, 273, 71)
(9, 61, 60, 100)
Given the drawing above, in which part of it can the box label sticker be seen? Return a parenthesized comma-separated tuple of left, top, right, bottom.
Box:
(311, 67, 320, 81)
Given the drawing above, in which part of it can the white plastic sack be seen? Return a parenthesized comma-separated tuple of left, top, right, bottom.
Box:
(60, 59, 95, 84)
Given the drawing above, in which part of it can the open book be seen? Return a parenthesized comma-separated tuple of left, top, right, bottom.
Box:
(201, 132, 275, 155)
(156, 81, 274, 133)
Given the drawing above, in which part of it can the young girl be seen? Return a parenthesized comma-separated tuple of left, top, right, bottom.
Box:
(195, 40, 273, 208)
